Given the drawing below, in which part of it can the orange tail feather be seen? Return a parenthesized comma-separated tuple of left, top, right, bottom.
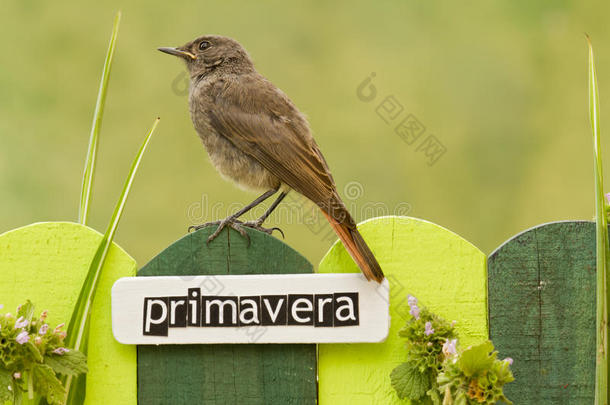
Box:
(321, 211, 384, 283)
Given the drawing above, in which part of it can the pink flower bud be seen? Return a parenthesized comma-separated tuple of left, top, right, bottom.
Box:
(40, 310, 48, 321)
(54, 323, 65, 333)
(34, 336, 42, 345)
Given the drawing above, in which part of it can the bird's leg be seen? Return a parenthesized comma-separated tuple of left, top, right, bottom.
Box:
(189, 189, 278, 244)
(241, 191, 288, 238)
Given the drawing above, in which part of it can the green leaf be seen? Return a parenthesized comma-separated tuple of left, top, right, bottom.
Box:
(427, 386, 442, 405)
(494, 358, 515, 384)
(44, 351, 88, 376)
(454, 392, 467, 405)
(0, 368, 12, 402)
(13, 386, 22, 405)
(78, 11, 121, 225)
(25, 341, 43, 363)
(16, 301, 35, 322)
(32, 365, 65, 405)
(457, 341, 496, 377)
(64, 117, 159, 402)
(586, 34, 610, 405)
(62, 322, 89, 405)
(390, 361, 431, 400)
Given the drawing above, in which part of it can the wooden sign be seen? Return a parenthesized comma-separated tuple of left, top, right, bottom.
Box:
(112, 273, 390, 344)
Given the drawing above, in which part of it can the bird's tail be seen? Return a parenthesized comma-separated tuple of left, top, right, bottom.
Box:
(321, 211, 385, 283)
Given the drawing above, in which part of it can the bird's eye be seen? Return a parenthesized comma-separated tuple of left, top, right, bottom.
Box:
(199, 41, 211, 51)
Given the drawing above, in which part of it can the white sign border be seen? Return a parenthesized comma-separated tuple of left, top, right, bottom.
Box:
(111, 273, 390, 344)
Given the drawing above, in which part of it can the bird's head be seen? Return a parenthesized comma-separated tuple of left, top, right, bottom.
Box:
(158, 35, 255, 78)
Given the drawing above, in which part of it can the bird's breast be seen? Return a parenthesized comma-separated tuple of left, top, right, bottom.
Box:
(188, 92, 280, 192)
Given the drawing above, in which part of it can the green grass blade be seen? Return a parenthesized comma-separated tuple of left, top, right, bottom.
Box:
(63, 117, 160, 404)
(78, 11, 121, 225)
(587, 34, 609, 405)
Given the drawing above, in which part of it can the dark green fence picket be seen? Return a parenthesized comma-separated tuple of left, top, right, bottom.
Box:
(137, 226, 317, 405)
(488, 221, 596, 404)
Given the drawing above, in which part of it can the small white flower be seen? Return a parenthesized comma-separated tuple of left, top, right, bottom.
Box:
(409, 305, 420, 320)
(13, 372, 21, 379)
(442, 338, 458, 357)
(39, 324, 49, 335)
(424, 321, 435, 336)
(504, 357, 513, 365)
(407, 295, 418, 307)
(16, 331, 29, 345)
(53, 347, 70, 355)
(14, 317, 29, 329)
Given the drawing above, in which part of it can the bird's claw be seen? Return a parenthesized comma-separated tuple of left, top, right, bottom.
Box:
(188, 218, 246, 245)
(241, 221, 285, 239)
(205, 217, 249, 245)
(189, 218, 285, 247)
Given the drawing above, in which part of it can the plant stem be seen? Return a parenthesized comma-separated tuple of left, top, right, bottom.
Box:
(587, 34, 609, 405)
(78, 11, 121, 225)
(28, 369, 33, 400)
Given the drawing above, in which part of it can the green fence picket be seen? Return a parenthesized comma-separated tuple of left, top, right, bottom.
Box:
(0, 222, 137, 404)
(488, 220, 596, 403)
(317, 216, 488, 404)
(136, 226, 317, 404)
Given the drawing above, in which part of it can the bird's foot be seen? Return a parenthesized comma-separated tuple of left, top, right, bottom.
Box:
(240, 220, 285, 239)
(188, 218, 285, 247)
(188, 216, 248, 245)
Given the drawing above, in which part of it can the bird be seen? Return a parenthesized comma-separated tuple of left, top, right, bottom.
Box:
(158, 35, 384, 283)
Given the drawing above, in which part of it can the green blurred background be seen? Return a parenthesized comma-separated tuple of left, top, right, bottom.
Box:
(1, 0, 609, 267)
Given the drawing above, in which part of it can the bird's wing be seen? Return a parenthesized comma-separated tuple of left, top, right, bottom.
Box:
(207, 75, 351, 224)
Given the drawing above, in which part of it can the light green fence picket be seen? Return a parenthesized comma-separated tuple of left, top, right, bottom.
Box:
(0, 222, 137, 404)
(317, 216, 488, 404)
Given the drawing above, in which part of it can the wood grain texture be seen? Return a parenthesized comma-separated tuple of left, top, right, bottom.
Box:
(317, 216, 488, 404)
(137, 225, 317, 404)
(488, 220, 596, 404)
(0, 222, 137, 405)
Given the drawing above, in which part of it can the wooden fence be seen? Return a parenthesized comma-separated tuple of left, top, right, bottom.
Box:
(0, 216, 599, 403)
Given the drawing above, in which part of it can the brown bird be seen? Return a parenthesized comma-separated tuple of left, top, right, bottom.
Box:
(159, 35, 384, 283)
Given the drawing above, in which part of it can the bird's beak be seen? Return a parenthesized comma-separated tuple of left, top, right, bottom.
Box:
(157, 47, 197, 60)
